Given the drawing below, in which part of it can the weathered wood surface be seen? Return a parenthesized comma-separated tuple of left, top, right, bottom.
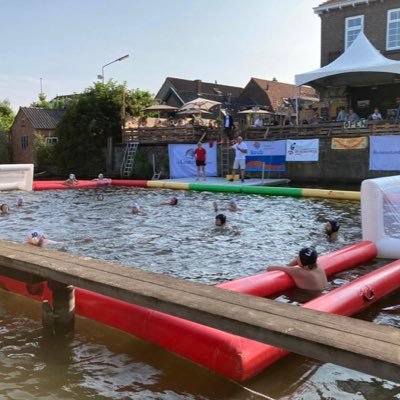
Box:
(0, 240, 399, 382)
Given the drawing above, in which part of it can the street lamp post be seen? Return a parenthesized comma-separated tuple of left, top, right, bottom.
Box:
(98, 54, 129, 84)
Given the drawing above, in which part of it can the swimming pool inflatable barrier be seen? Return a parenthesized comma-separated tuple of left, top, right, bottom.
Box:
(0, 241, 386, 381)
(31, 180, 360, 200)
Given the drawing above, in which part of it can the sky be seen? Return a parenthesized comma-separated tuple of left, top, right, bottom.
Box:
(0, 0, 322, 111)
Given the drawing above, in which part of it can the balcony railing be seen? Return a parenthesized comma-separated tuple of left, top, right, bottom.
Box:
(122, 121, 400, 144)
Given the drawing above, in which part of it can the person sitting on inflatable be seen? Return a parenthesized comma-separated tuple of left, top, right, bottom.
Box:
(267, 247, 328, 291)
(325, 219, 340, 241)
(63, 173, 79, 186)
(93, 173, 111, 185)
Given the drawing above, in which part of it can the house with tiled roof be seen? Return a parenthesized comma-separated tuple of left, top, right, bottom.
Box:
(311, 0, 400, 119)
(155, 77, 247, 118)
(239, 77, 318, 113)
(11, 107, 65, 164)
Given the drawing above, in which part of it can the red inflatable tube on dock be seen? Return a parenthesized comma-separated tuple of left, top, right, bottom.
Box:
(33, 180, 149, 191)
(0, 241, 380, 381)
(111, 180, 148, 187)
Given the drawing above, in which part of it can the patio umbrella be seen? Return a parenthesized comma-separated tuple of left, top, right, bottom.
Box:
(237, 109, 273, 114)
(180, 97, 222, 111)
(176, 108, 212, 115)
(144, 104, 179, 112)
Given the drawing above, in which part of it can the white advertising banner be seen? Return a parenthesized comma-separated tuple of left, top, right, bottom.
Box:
(168, 143, 217, 178)
(370, 135, 400, 171)
(286, 139, 319, 162)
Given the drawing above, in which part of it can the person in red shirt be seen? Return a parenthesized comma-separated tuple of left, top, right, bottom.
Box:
(194, 142, 207, 181)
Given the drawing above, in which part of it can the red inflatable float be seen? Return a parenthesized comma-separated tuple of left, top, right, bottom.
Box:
(0, 241, 387, 381)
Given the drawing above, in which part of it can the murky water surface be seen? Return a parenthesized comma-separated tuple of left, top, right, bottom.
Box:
(0, 187, 398, 399)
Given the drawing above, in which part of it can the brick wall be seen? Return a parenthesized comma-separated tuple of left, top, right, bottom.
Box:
(319, 0, 400, 66)
(11, 111, 36, 164)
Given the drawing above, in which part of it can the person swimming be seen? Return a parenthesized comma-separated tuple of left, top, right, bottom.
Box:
(215, 213, 226, 226)
(0, 204, 9, 214)
(16, 195, 24, 206)
(162, 197, 178, 206)
(131, 202, 141, 214)
(27, 230, 46, 246)
(325, 219, 340, 241)
(213, 198, 241, 212)
(96, 194, 104, 201)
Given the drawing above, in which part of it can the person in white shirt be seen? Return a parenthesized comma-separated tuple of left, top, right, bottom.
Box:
(254, 117, 263, 127)
(229, 136, 248, 183)
(371, 108, 383, 120)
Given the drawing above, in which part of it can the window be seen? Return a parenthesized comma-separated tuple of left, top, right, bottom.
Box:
(21, 136, 28, 150)
(345, 15, 364, 49)
(45, 136, 58, 144)
(387, 9, 400, 50)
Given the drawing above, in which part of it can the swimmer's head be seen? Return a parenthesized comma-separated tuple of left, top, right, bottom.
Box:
(0, 204, 9, 214)
(98, 173, 104, 179)
(170, 197, 178, 206)
(326, 219, 340, 235)
(28, 230, 45, 246)
(69, 173, 76, 180)
(131, 203, 140, 213)
(96, 194, 104, 201)
(215, 213, 226, 226)
(16, 195, 24, 206)
(298, 247, 318, 267)
(230, 198, 237, 204)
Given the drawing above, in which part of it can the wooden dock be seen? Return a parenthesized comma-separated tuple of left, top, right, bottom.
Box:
(159, 176, 290, 187)
(0, 240, 398, 382)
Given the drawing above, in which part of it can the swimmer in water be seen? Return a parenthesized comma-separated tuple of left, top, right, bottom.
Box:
(325, 219, 340, 241)
(93, 173, 111, 185)
(267, 247, 328, 291)
(215, 213, 240, 234)
(131, 202, 141, 214)
(96, 194, 104, 201)
(63, 173, 79, 186)
(16, 195, 24, 206)
(162, 196, 178, 206)
(0, 204, 9, 215)
(213, 198, 241, 212)
(27, 230, 60, 246)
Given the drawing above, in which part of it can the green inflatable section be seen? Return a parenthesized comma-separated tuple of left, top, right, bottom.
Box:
(241, 186, 303, 197)
(189, 183, 242, 193)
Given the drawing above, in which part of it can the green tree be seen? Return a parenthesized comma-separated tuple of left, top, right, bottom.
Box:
(30, 92, 51, 108)
(0, 100, 14, 162)
(54, 80, 155, 176)
(34, 133, 55, 165)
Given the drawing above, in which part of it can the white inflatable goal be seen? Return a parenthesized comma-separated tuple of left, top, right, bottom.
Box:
(0, 164, 33, 191)
(361, 175, 400, 259)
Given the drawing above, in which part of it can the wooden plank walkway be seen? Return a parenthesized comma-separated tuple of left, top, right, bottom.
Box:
(0, 240, 399, 382)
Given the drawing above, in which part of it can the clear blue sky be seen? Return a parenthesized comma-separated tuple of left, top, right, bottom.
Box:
(1, 0, 321, 111)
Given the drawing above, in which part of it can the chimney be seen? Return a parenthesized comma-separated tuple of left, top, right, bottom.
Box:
(195, 79, 202, 96)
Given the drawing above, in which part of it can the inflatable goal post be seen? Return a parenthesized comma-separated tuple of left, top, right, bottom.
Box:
(0, 164, 33, 191)
(361, 175, 400, 259)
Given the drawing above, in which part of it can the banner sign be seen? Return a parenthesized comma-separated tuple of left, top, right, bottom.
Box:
(168, 143, 217, 178)
(245, 140, 286, 172)
(286, 139, 319, 162)
(331, 137, 368, 150)
(370, 135, 400, 171)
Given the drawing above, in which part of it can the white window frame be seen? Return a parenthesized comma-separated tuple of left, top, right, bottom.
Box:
(387, 8, 400, 50)
(45, 136, 58, 145)
(345, 15, 364, 50)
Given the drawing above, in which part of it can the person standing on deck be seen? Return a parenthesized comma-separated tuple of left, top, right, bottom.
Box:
(194, 142, 207, 181)
(230, 136, 248, 183)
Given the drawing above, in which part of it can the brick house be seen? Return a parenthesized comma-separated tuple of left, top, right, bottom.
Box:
(11, 107, 65, 164)
(315, 0, 400, 66)
(303, 0, 400, 119)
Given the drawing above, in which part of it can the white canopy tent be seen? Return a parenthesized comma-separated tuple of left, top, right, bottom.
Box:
(295, 32, 400, 88)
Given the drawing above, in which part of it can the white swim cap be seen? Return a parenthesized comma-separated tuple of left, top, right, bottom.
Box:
(28, 230, 44, 245)
(98, 173, 104, 179)
(230, 198, 237, 204)
(131, 203, 140, 209)
(69, 173, 75, 180)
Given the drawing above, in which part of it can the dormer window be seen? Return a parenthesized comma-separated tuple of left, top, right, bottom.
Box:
(387, 9, 400, 50)
(345, 15, 364, 49)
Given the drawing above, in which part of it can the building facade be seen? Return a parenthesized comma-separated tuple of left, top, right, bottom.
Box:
(11, 107, 64, 164)
(315, 0, 400, 66)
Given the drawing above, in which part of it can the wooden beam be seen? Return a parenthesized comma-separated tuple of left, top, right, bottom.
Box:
(0, 240, 399, 382)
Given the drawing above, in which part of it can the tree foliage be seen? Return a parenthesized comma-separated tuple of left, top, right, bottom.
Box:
(54, 80, 155, 176)
(34, 134, 55, 165)
(0, 99, 15, 131)
(30, 92, 51, 108)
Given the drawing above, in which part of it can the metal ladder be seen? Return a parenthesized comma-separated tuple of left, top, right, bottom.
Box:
(151, 154, 161, 180)
(220, 141, 231, 178)
(120, 142, 139, 178)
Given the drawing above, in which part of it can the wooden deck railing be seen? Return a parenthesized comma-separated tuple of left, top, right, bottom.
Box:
(122, 121, 400, 144)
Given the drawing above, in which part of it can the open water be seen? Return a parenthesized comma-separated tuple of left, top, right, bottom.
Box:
(0, 186, 398, 400)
